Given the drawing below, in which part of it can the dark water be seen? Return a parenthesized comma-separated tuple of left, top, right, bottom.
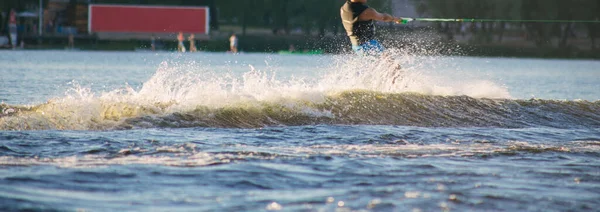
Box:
(2, 92, 600, 130)
(0, 51, 599, 211)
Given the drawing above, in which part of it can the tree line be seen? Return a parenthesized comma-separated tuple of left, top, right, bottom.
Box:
(413, 0, 600, 49)
(1, 0, 384, 40)
(3, 0, 599, 50)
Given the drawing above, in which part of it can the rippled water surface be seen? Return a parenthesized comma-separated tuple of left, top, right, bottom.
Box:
(1, 50, 599, 211)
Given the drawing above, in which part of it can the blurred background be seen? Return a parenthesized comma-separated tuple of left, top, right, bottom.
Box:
(1, 0, 599, 58)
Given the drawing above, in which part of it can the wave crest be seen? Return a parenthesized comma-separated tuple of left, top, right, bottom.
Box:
(2, 91, 598, 130)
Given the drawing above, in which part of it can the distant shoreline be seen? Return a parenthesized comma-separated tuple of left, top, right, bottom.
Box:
(8, 33, 600, 60)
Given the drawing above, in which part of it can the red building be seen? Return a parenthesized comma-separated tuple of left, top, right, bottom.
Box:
(40, 0, 210, 40)
(89, 4, 209, 40)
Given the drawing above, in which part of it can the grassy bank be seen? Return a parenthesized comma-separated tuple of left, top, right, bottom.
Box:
(17, 34, 600, 59)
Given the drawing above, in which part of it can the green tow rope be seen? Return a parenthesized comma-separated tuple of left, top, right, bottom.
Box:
(397, 18, 600, 24)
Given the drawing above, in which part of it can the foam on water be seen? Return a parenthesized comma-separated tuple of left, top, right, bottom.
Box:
(321, 49, 511, 99)
(0, 50, 540, 130)
(0, 140, 598, 168)
(113, 48, 512, 108)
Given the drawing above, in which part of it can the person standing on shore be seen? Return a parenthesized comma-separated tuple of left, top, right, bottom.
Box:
(8, 9, 18, 49)
(68, 33, 75, 49)
(229, 33, 238, 53)
(150, 34, 156, 51)
(188, 34, 197, 52)
(340, 0, 400, 55)
(177, 32, 186, 52)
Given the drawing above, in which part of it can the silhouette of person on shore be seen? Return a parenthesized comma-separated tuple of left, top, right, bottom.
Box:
(8, 9, 18, 49)
(177, 32, 186, 52)
(229, 33, 238, 53)
(188, 34, 197, 52)
(150, 34, 156, 51)
(68, 33, 75, 49)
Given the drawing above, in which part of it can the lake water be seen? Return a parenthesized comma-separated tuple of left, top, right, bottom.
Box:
(1, 50, 599, 211)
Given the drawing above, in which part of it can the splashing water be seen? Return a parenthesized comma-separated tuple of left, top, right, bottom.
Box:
(0, 50, 519, 130)
(131, 48, 511, 104)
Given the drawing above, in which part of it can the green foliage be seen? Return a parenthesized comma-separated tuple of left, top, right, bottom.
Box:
(214, 0, 347, 35)
(214, 0, 394, 35)
(412, 0, 600, 48)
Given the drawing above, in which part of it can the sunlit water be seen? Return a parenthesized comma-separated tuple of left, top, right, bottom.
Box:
(1, 50, 599, 211)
